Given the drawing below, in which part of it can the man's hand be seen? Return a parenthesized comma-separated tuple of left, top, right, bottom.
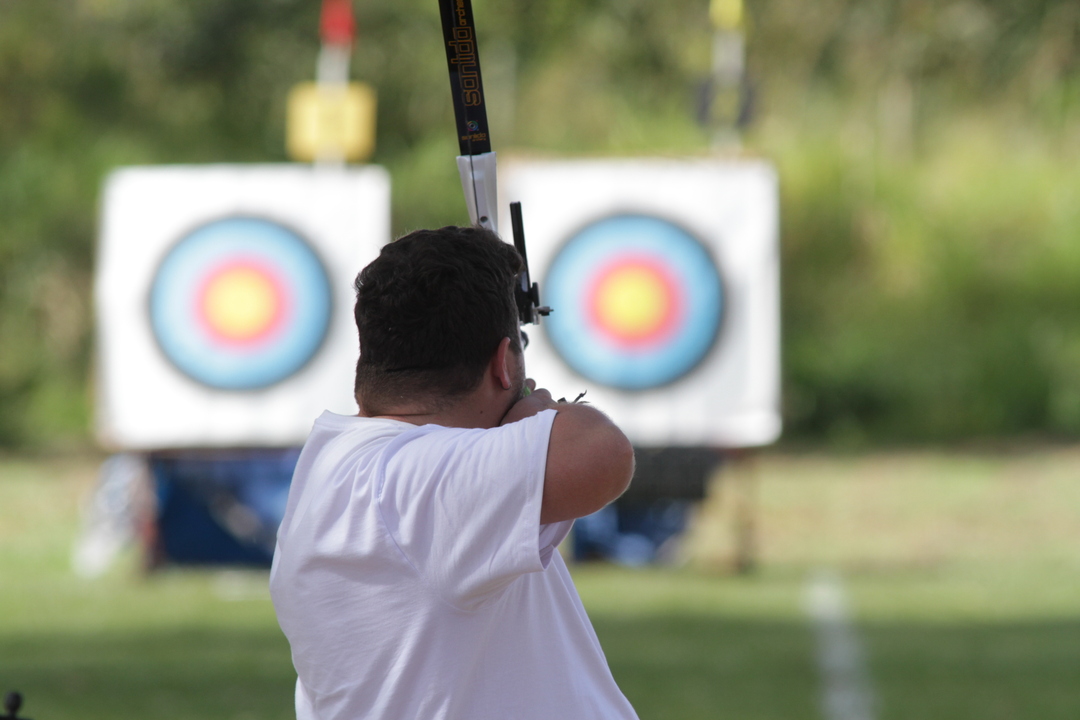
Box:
(500, 379, 634, 524)
(500, 379, 558, 425)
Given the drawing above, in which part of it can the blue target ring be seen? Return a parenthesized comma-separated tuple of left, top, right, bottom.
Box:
(149, 217, 332, 390)
(543, 214, 723, 390)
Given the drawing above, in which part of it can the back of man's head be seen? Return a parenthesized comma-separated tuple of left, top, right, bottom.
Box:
(353, 225, 524, 415)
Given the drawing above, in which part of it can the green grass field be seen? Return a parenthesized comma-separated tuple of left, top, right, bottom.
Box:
(2, 451, 1079, 719)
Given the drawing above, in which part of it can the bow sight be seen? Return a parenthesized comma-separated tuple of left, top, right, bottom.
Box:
(510, 202, 551, 325)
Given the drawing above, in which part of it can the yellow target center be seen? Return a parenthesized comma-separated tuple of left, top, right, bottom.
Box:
(594, 266, 670, 339)
(202, 267, 280, 341)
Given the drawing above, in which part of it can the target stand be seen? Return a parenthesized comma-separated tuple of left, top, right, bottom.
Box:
(95, 165, 390, 450)
(501, 158, 778, 567)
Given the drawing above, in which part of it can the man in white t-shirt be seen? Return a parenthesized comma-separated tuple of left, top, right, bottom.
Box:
(270, 225, 638, 720)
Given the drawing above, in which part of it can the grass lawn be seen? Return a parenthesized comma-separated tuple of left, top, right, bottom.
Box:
(1, 450, 1079, 719)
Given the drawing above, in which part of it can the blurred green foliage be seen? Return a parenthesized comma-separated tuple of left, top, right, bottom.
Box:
(0, 0, 1077, 448)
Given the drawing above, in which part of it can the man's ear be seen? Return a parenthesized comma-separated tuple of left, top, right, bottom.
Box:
(490, 336, 513, 390)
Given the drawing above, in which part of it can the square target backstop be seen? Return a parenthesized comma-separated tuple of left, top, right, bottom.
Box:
(499, 158, 780, 448)
(95, 165, 390, 450)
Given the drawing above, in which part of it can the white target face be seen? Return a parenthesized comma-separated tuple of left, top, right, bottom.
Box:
(95, 165, 390, 450)
(500, 159, 781, 448)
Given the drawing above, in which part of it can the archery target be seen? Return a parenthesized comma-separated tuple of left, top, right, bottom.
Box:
(149, 217, 332, 390)
(500, 158, 780, 448)
(96, 165, 390, 450)
(544, 215, 723, 390)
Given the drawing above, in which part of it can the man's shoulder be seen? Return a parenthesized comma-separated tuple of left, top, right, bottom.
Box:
(307, 411, 415, 449)
(293, 412, 419, 487)
(300, 410, 558, 485)
(387, 410, 559, 460)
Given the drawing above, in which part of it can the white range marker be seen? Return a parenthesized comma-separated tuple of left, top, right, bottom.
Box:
(804, 570, 878, 720)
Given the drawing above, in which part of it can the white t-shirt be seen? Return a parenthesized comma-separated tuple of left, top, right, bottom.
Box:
(270, 410, 639, 720)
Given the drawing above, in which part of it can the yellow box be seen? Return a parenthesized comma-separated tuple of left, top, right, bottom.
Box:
(710, 0, 744, 30)
(286, 82, 376, 162)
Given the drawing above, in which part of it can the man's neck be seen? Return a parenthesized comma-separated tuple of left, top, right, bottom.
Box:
(359, 394, 511, 430)
(358, 340, 523, 429)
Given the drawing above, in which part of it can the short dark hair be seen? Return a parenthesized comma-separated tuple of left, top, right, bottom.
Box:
(353, 225, 523, 414)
